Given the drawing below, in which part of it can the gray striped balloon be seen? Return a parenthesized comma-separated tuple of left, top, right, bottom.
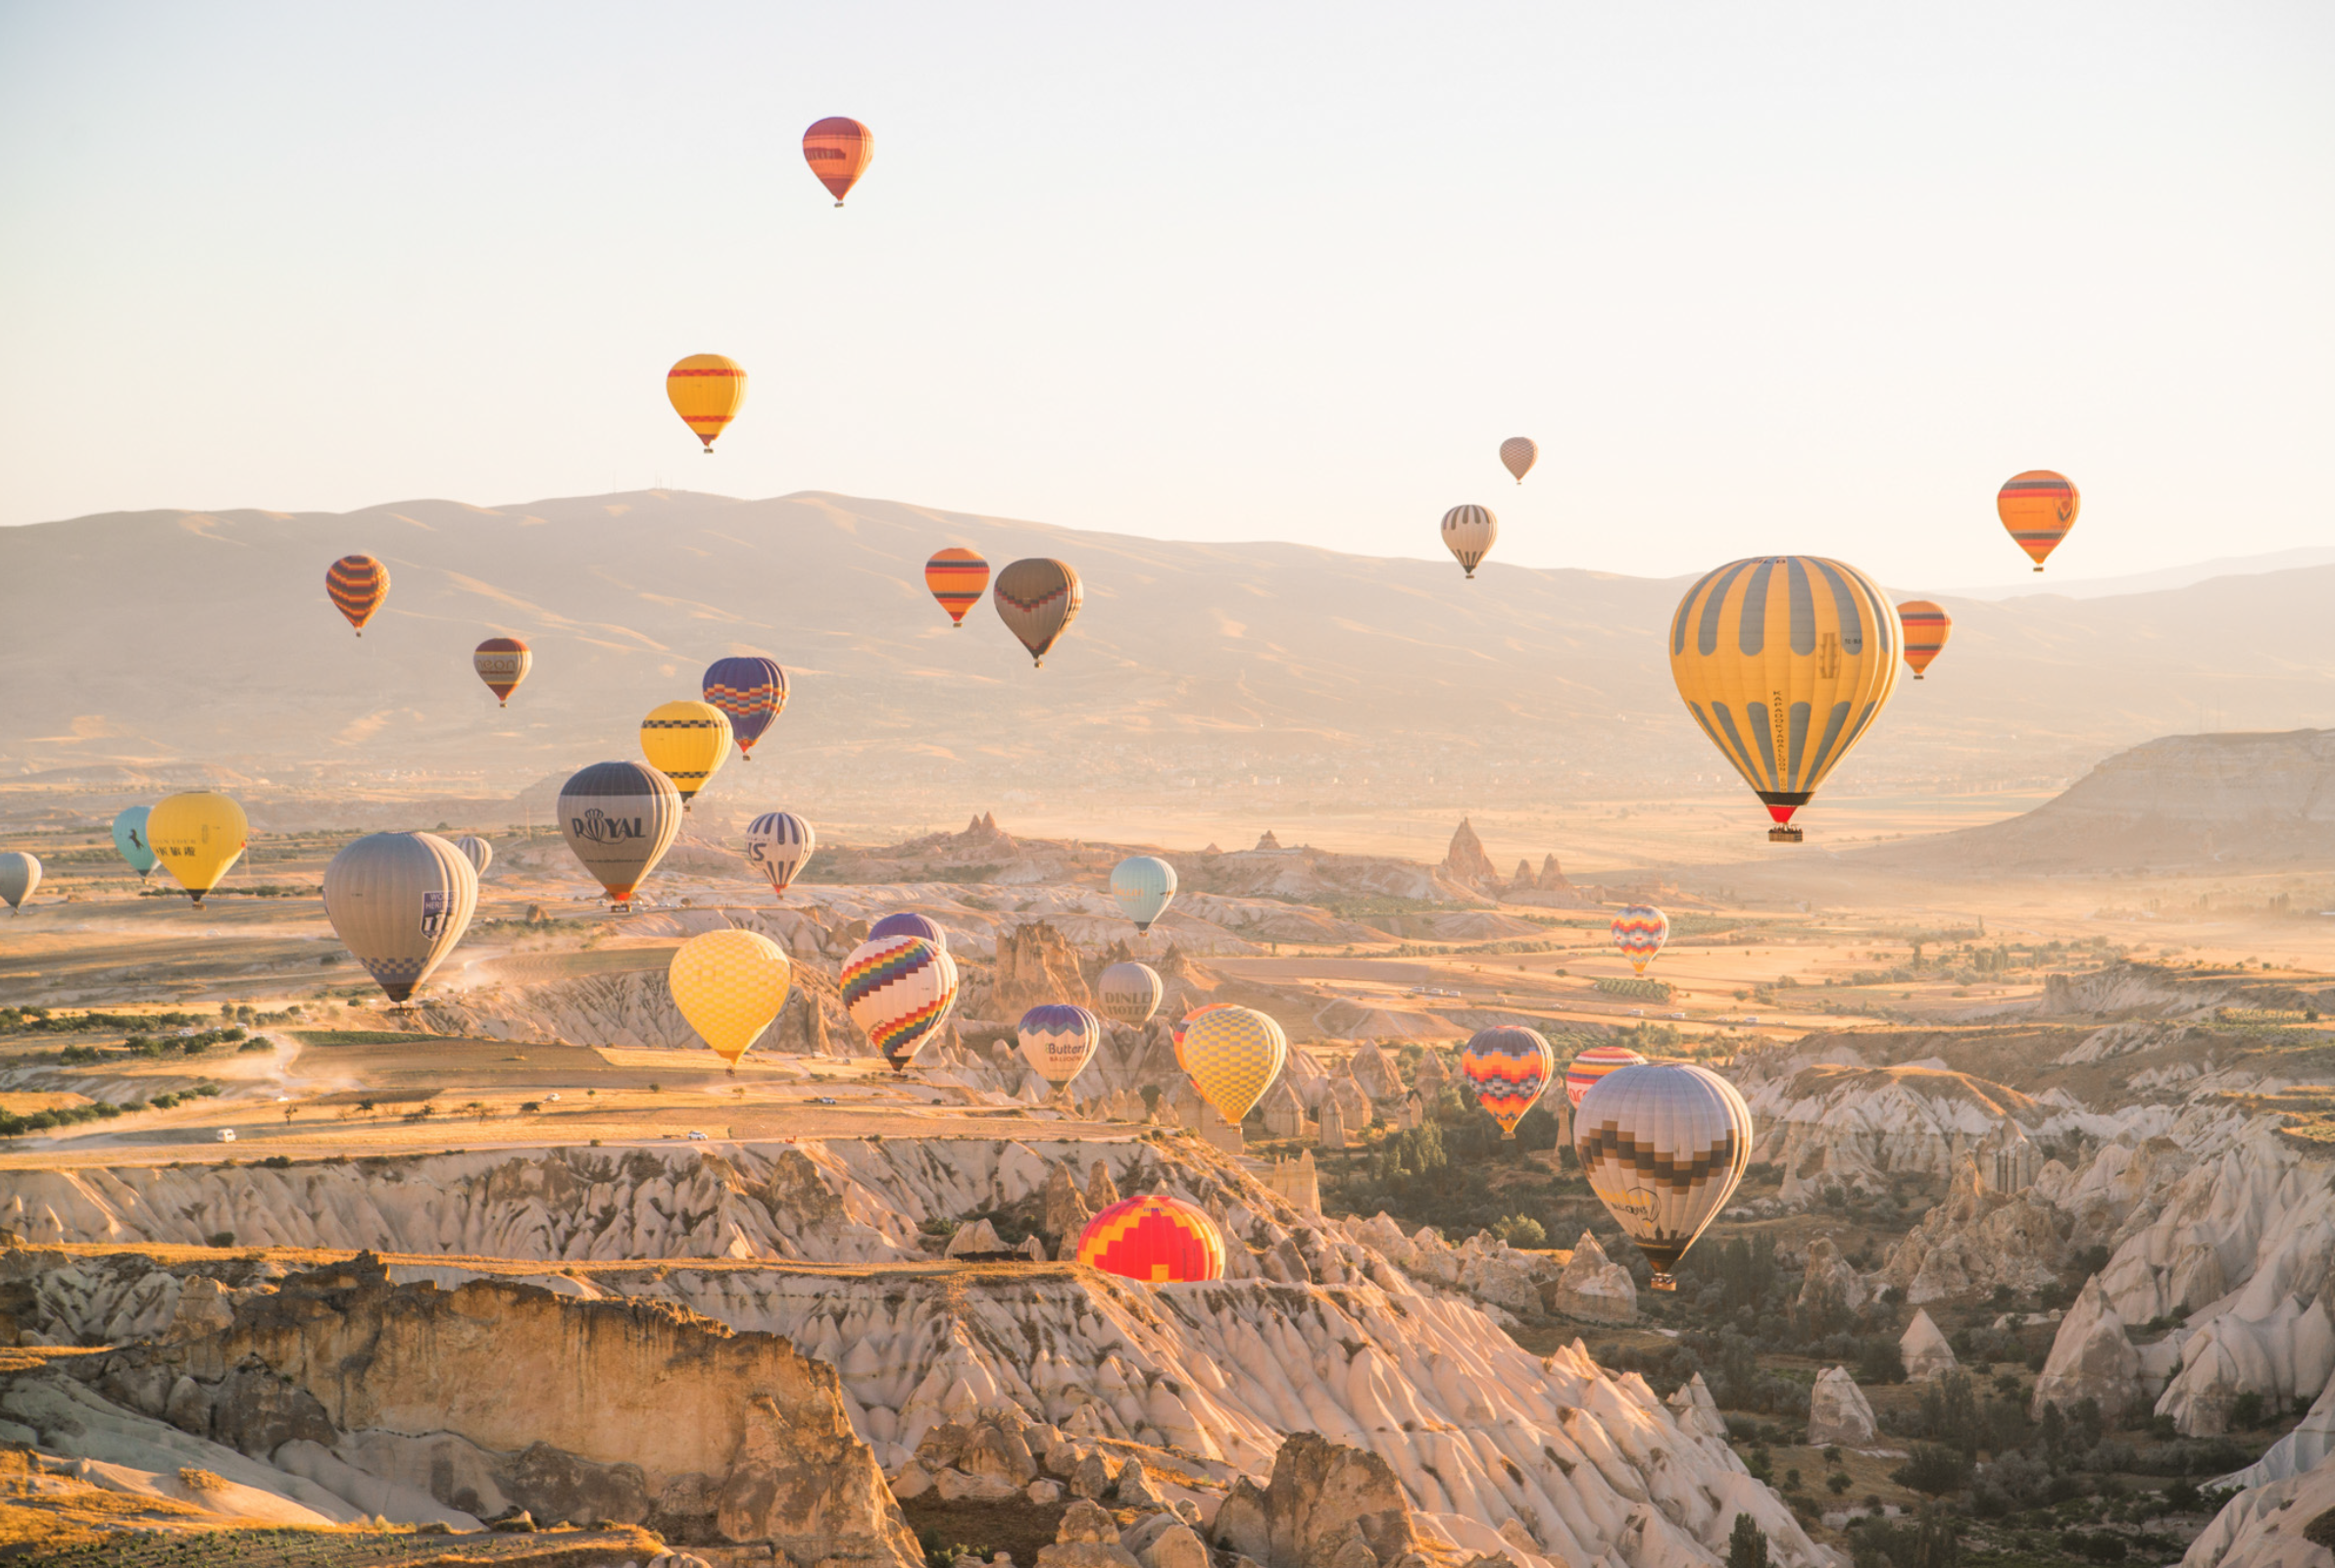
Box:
(1572, 1061, 1753, 1291)
(1441, 505, 1498, 579)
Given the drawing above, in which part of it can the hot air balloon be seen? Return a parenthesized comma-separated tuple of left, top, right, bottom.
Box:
(0, 853, 39, 914)
(1181, 1005, 1286, 1127)
(669, 928, 793, 1068)
(1998, 470, 2078, 571)
(1611, 905, 1669, 975)
(1018, 1004, 1101, 1088)
(842, 934, 959, 1072)
(667, 354, 747, 452)
(1897, 601, 1951, 680)
(1669, 556, 1901, 842)
(744, 811, 816, 898)
(1076, 1194, 1225, 1284)
(1111, 856, 1176, 933)
(869, 910, 948, 948)
(639, 700, 732, 809)
(1461, 1025, 1553, 1139)
(1098, 961, 1164, 1026)
(326, 555, 389, 635)
(146, 792, 248, 907)
(557, 761, 682, 910)
(472, 638, 530, 707)
(1499, 438, 1538, 484)
(803, 117, 873, 206)
(1564, 1044, 1647, 1109)
(993, 559, 1082, 667)
(1441, 506, 1497, 579)
(453, 836, 493, 878)
(1169, 1001, 1235, 1070)
(112, 806, 157, 880)
(924, 548, 990, 627)
(1574, 1062, 1753, 1291)
(321, 832, 479, 1004)
(702, 657, 789, 760)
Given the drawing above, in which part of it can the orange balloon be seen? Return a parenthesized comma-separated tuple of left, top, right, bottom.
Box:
(803, 118, 873, 206)
(667, 355, 746, 452)
(326, 556, 389, 636)
(1998, 470, 2078, 571)
(1896, 601, 1951, 680)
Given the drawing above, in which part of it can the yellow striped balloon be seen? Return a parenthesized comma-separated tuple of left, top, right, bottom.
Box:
(1669, 557, 1900, 843)
(1997, 470, 2078, 571)
(667, 354, 747, 452)
(669, 928, 793, 1067)
(1896, 601, 1951, 680)
(1181, 1004, 1286, 1126)
(639, 700, 732, 810)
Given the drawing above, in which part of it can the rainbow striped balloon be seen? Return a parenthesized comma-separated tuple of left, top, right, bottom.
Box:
(1997, 470, 2078, 571)
(1461, 1025, 1554, 1139)
(841, 934, 958, 1073)
(1611, 905, 1669, 976)
(925, 548, 990, 627)
(1565, 1044, 1648, 1109)
(1076, 1194, 1224, 1284)
(1896, 601, 1951, 680)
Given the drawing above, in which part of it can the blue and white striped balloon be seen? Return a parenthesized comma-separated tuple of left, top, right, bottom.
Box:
(744, 811, 816, 897)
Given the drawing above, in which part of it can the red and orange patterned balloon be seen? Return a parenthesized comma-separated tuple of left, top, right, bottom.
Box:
(1998, 470, 2078, 571)
(803, 117, 874, 206)
(1897, 601, 1951, 680)
(1076, 1194, 1224, 1284)
(1461, 1025, 1554, 1139)
(1564, 1044, 1648, 1109)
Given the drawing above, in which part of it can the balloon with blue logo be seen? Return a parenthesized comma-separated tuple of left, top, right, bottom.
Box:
(1111, 856, 1177, 933)
(112, 806, 158, 880)
(1018, 1003, 1101, 1087)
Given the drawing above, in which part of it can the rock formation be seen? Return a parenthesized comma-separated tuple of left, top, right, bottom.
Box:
(995, 922, 1095, 1015)
(1440, 819, 1500, 891)
(1879, 1155, 2065, 1303)
(1796, 1238, 1867, 1315)
(1213, 1434, 1422, 1568)
(1806, 1368, 1878, 1447)
(1901, 1310, 1957, 1381)
(1551, 1232, 1637, 1324)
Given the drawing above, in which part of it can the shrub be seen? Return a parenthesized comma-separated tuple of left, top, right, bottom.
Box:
(206, 1231, 235, 1248)
(1893, 1443, 1973, 1494)
(2231, 1392, 2265, 1430)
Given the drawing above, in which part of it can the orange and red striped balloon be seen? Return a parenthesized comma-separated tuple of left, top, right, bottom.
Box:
(667, 355, 747, 452)
(1998, 470, 2078, 571)
(326, 556, 389, 636)
(803, 118, 873, 206)
(1564, 1044, 1648, 1109)
(925, 548, 990, 627)
(1897, 601, 1951, 680)
(1075, 1194, 1224, 1284)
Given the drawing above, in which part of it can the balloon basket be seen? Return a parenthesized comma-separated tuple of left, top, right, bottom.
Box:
(1767, 825, 1803, 844)
(1650, 1272, 1677, 1293)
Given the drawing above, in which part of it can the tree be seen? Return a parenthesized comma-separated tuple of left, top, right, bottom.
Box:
(1727, 1513, 1769, 1568)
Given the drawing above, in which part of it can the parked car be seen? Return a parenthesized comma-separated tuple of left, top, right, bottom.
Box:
(686, 1130, 710, 1141)
(215, 1129, 236, 1143)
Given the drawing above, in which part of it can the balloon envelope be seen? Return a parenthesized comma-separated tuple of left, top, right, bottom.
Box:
(322, 832, 479, 1003)
(1441, 506, 1497, 578)
(841, 934, 959, 1072)
(670, 928, 793, 1066)
(112, 806, 158, 878)
(0, 853, 39, 913)
(1461, 1026, 1554, 1137)
(1018, 1003, 1100, 1086)
(453, 836, 492, 878)
(1111, 856, 1176, 933)
(1181, 1005, 1286, 1126)
(702, 657, 789, 756)
(1611, 905, 1669, 975)
(925, 548, 989, 627)
(1998, 470, 2078, 570)
(1564, 1044, 1648, 1109)
(472, 638, 530, 706)
(147, 792, 248, 906)
(803, 117, 874, 204)
(1897, 601, 1951, 679)
(640, 700, 732, 808)
(1076, 1194, 1224, 1283)
(667, 354, 746, 451)
(744, 812, 816, 897)
(1098, 961, 1164, 1026)
(557, 761, 682, 909)
(326, 556, 389, 635)
(1574, 1062, 1753, 1290)
(1499, 437, 1538, 483)
(1668, 556, 1900, 841)
(993, 559, 1083, 666)
(869, 911, 946, 948)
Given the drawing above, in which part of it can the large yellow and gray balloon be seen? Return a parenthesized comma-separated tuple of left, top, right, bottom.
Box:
(1111, 855, 1176, 933)
(1573, 1061, 1754, 1291)
(993, 558, 1083, 667)
(557, 761, 682, 910)
(1668, 556, 1900, 842)
(1441, 506, 1497, 578)
(321, 832, 480, 1004)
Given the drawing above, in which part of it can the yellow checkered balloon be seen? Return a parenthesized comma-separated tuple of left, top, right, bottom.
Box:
(1181, 1004, 1286, 1126)
(668, 928, 792, 1066)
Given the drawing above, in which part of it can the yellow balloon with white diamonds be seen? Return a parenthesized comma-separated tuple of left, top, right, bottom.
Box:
(669, 928, 793, 1066)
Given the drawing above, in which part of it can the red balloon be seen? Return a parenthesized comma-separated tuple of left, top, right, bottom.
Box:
(803, 118, 873, 206)
(1075, 1195, 1224, 1284)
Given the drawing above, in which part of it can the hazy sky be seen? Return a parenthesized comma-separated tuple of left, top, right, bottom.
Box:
(3, 2, 2328, 587)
